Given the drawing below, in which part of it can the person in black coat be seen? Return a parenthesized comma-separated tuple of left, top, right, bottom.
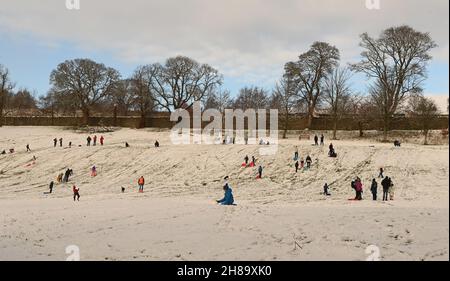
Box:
(370, 179, 378, 201)
(49, 181, 54, 194)
(381, 177, 391, 201)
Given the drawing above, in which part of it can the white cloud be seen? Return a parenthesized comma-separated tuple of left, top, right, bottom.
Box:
(0, 0, 448, 88)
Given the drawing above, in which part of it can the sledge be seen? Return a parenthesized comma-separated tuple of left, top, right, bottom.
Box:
(249, 162, 255, 167)
(241, 163, 247, 167)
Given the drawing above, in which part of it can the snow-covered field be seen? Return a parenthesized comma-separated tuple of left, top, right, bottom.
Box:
(0, 126, 448, 261)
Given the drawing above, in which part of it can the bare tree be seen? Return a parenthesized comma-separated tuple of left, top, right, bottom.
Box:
(0, 64, 15, 126)
(50, 59, 121, 124)
(323, 67, 355, 139)
(407, 94, 439, 145)
(38, 90, 57, 121)
(233, 87, 269, 110)
(110, 79, 135, 117)
(9, 88, 37, 115)
(352, 97, 379, 138)
(204, 89, 232, 113)
(271, 77, 299, 139)
(148, 56, 222, 112)
(351, 25, 437, 141)
(130, 66, 154, 128)
(285, 42, 340, 128)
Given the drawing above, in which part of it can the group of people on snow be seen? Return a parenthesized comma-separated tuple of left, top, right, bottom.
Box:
(32, 130, 399, 205)
(86, 135, 104, 146)
(347, 172, 394, 201)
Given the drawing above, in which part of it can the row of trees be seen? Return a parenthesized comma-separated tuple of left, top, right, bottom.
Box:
(0, 65, 38, 122)
(0, 25, 445, 143)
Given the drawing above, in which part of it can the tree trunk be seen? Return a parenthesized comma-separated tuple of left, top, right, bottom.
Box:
(306, 112, 313, 129)
(82, 107, 90, 126)
(424, 130, 429, 145)
(0, 95, 4, 127)
(0, 103, 3, 127)
(283, 112, 289, 139)
(51, 105, 54, 126)
(358, 121, 364, 137)
(382, 115, 390, 142)
(139, 111, 146, 128)
(332, 118, 337, 140)
(113, 105, 118, 127)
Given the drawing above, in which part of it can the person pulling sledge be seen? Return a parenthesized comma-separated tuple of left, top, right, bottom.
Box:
(243, 155, 249, 167)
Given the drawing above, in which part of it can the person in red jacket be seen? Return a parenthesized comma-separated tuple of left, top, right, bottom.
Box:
(100, 136, 104, 146)
(73, 185, 80, 201)
(138, 176, 145, 193)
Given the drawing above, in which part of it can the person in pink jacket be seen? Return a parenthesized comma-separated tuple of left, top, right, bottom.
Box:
(354, 178, 363, 200)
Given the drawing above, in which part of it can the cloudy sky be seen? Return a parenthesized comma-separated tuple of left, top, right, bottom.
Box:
(0, 0, 448, 111)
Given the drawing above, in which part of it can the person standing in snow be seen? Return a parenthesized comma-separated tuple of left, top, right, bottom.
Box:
(73, 185, 80, 201)
(354, 178, 363, 200)
(323, 183, 331, 196)
(258, 165, 263, 179)
(381, 176, 390, 201)
(244, 155, 249, 166)
(306, 155, 312, 169)
(138, 176, 145, 193)
(91, 166, 97, 177)
(370, 179, 378, 201)
(379, 167, 384, 178)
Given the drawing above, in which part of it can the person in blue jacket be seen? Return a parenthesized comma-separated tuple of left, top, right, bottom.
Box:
(217, 176, 234, 205)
